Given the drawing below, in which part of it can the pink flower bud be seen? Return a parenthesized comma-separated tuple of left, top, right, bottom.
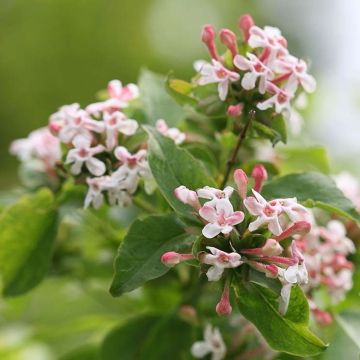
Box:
(233, 169, 248, 199)
(247, 261, 279, 278)
(216, 284, 232, 316)
(179, 305, 197, 323)
(201, 24, 220, 60)
(262, 238, 283, 256)
(252, 164, 268, 192)
(219, 28, 238, 57)
(274, 221, 311, 241)
(48, 122, 62, 136)
(174, 186, 201, 210)
(161, 251, 193, 267)
(227, 104, 243, 117)
(238, 14, 254, 43)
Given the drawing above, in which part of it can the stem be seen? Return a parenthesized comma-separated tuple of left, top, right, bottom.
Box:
(221, 110, 255, 188)
(133, 197, 157, 214)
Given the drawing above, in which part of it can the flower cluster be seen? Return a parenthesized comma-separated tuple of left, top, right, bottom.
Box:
(162, 165, 312, 317)
(195, 14, 316, 133)
(296, 218, 355, 324)
(10, 79, 186, 208)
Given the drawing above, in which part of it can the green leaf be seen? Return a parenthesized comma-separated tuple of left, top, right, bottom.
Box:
(110, 214, 195, 296)
(101, 314, 193, 360)
(271, 114, 288, 144)
(262, 172, 360, 224)
(166, 75, 198, 106)
(233, 281, 327, 356)
(138, 69, 184, 126)
(279, 146, 330, 175)
(144, 126, 216, 217)
(252, 117, 287, 146)
(0, 188, 58, 296)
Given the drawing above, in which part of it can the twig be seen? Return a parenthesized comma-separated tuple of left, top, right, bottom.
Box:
(221, 110, 255, 188)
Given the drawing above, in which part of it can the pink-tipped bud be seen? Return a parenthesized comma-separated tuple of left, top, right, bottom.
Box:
(161, 251, 193, 267)
(238, 14, 254, 43)
(234, 169, 248, 199)
(252, 164, 268, 192)
(201, 24, 220, 60)
(274, 221, 311, 241)
(262, 239, 283, 256)
(219, 28, 238, 57)
(48, 122, 62, 136)
(216, 284, 232, 316)
(247, 261, 279, 278)
(227, 104, 243, 117)
(174, 186, 201, 211)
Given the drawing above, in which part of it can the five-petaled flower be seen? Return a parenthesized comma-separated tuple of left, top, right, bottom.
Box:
(191, 325, 226, 360)
(103, 111, 138, 150)
(66, 136, 106, 176)
(200, 246, 242, 281)
(197, 59, 240, 101)
(199, 205, 244, 239)
(234, 53, 274, 93)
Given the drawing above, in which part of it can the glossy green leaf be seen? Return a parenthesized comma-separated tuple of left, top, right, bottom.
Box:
(262, 172, 360, 224)
(144, 126, 216, 217)
(138, 69, 184, 126)
(233, 281, 327, 356)
(0, 188, 58, 296)
(110, 214, 195, 296)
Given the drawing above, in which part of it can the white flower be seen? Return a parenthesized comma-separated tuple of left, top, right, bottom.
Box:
(257, 81, 296, 115)
(103, 111, 138, 150)
(274, 55, 316, 93)
(197, 186, 234, 212)
(199, 205, 244, 239)
(86, 80, 139, 115)
(191, 325, 226, 360)
(278, 241, 308, 314)
(244, 190, 283, 235)
(248, 26, 288, 59)
(233, 53, 274, 93)
(197, 60, 240, 101)
(10, 127, 61, 171)
(112, 147, 150, 194)
(156, 119, 186, 145)
(50, 103, 104, 143)
(201, 246, 242, 281)
(66, 136, 106, 176)
(84, 176, 112, 209)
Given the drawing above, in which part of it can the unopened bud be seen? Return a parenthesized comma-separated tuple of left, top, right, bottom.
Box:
(227, 104, 243, 117)
(238, 14, 254, 43)
(252, 164, 268, 192)
(262, 238, 283, 256)
(274, 221, 311, 241)
(201, 25, 220, 60)
(174, 186, 201, 211)
(219, 28, 238, 57)
(234, 169, 248, 199)
(48, 122, 62, 136)
(161, 251, 193, 267)
(216, 284, 232, 316)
